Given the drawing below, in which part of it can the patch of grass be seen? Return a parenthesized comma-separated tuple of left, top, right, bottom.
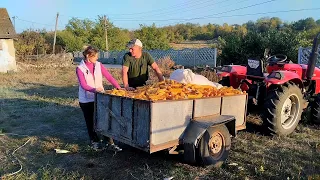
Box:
(5, 166, 84, 180)
(40, 137, 63, 153)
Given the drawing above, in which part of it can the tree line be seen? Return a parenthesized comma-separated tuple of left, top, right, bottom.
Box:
(15, 16, 320, 64)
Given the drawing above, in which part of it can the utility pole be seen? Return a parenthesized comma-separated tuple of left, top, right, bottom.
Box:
(104, 15, 108, 51)
(12, 16, 16, 31)
(53, 12, 59, 54)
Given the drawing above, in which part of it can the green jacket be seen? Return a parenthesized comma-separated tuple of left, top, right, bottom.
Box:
(123, 52, 155, 88)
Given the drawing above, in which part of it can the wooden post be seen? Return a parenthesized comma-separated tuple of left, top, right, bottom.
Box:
(104, 15, 108, 51)
(12, 16, 16, 31)
(53, 12, 59, 54)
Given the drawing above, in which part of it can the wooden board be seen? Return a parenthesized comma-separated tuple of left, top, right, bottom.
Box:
(193, 97, 221, 118)
(95, 94, 110, 134)
(133, 100, 150, 147)
(110, 96, 121, 135)
(150, 100, 193, 145)
(220, 95, 246, 127)
(121, 98, 133, 140)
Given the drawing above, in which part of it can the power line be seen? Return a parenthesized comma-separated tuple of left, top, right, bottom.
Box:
(151, 0, 278, 26)
(136, 0, 253, 20)
(122, 0, 235, 18)
(60, 0, 240, 21)
(58, 0, 265, 24)
(59, 13, 101, 21)
(58, 0, 235, 20)
(111, 0, 250, 22)
(110, 0, 236, 20)
(16, 17, 64, 28)
(190, 0, 278, 20)
(16, 18, 54, 27)
(101, 0, 210, 16)
(159, 7, 320, 27)
(58, 0, 199, 19)
(110, 0, 277, 22)
(207, 8, 320, 19)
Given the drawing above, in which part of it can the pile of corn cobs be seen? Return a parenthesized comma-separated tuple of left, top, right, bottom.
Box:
(105, 79, 245, 101)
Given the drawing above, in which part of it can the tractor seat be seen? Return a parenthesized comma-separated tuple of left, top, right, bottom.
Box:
(246, 59, 265, 80)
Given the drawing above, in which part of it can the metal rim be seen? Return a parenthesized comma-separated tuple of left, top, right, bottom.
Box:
(208, 131, 225, 159)
(281, 93, 300, 129)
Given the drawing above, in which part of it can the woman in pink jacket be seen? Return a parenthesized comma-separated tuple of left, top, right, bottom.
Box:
(76, 46, 122, 151)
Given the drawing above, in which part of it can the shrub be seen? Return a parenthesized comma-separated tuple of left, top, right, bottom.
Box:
(199, 70, 221, 83)
(156, 56, 175, 77)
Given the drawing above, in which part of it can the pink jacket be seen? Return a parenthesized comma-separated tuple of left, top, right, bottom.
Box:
(76, 60, 120, 103)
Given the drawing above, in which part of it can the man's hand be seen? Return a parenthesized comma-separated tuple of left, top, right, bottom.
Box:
(125, 86, 135, 91)
(151, 62, 164, 82)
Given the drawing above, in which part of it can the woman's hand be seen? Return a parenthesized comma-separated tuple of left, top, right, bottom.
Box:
(95, 87, 104, 92)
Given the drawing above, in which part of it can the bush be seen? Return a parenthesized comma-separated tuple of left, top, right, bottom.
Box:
(199, 70, 221, 83)
(220, 30, 301, 65)
(156, 56, 175, 77)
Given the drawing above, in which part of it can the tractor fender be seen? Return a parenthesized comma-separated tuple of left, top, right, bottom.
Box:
(182, 115, 235, 164)
(217, 71, 230, 77)
(265, 71, 303, 88)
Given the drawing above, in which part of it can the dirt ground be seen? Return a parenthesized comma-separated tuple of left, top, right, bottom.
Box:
(0, 61, 319, 180)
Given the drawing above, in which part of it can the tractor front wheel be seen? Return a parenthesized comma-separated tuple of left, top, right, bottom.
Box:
(263, 83, 303, 135)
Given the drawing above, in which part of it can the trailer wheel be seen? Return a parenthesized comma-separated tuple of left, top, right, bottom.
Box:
(311, 94, 320, 124)
(263, 83, 303, 135)
(196, 125, 231, 167)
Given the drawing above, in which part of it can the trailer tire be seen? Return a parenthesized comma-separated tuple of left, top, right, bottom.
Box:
(196, 125, 231, 167)
(311, 94, 320, 124)
(263, 83, 303, 135)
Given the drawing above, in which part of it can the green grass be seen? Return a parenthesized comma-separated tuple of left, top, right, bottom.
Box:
(0, 61, 319, 179)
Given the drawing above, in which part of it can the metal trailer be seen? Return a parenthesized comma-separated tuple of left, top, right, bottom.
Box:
(94, 93, 247, 167)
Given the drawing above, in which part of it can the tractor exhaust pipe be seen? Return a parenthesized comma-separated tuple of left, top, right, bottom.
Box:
(306, 32, 320, 81)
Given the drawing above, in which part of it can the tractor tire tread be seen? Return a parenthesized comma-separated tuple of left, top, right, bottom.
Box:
(263, 83, 303, 136)
(311, 96, 320, 124)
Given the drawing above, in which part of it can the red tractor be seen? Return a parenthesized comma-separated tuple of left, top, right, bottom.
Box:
(217, 33, 320, 136)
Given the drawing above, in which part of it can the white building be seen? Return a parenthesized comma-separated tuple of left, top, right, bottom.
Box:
(0, 8, 17, 73)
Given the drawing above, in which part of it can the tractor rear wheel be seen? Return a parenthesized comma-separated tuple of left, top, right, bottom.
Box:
(263, 83, 303, 135)
(311, 94, 320, 124)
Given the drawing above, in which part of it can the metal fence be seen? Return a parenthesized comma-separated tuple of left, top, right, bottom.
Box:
(298, 46, 320, 66)
(73, 48, 217, 67)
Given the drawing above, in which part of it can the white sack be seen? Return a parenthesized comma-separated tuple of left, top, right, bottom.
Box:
(169, 69, 223, 89)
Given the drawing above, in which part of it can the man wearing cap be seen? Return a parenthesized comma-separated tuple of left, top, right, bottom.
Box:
(122, 39, 164, 90)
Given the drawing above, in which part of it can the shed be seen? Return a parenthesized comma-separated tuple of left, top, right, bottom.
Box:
(0, 8, 17, 73)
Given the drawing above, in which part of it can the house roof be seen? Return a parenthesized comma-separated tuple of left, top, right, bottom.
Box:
(0, 8, 16, 39)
